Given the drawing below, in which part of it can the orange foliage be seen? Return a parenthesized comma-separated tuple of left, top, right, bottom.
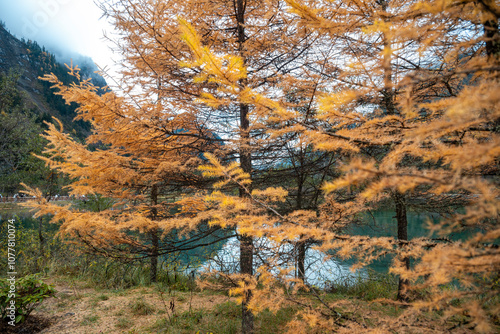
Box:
(23, 0, 500, 332)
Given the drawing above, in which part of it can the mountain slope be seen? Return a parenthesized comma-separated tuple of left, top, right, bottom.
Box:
(0, 22, 107, 195)
(0, 22, 106, 140)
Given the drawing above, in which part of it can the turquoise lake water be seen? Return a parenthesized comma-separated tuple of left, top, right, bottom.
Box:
(1, 208, 478, 286)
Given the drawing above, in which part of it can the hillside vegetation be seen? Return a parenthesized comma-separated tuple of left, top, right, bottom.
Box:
(0, 22, 106, 196)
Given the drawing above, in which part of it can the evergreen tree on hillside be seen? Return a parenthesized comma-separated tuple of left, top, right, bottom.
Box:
(0, 70, 64, 196)
(23, 39, 107, 139)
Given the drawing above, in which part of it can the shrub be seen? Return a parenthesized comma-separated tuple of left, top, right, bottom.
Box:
(0, 274, 56, 324)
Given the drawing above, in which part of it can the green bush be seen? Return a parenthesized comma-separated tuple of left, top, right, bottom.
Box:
(0, 274, 56, 324)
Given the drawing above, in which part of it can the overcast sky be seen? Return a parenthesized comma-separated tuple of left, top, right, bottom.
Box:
(0, 0, 116, 73)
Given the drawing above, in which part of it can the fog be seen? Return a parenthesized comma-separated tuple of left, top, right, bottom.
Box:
(0, 0, 115, 70)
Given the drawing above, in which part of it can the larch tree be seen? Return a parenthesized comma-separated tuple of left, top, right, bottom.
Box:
(281, 0, 499, 301)
(21, 0, 329, 331)
(281, 0, 499, 331)
(23, 63, 225, 283)
(177, 0, 499, 332)
(93, 0, 331, 331)
(23, 0, 500, 332)
(257, 100, 341, 283)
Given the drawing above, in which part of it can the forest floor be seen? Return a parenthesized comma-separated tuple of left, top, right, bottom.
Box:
(29, 276, 239, 334)
(1, 274, 481, 334)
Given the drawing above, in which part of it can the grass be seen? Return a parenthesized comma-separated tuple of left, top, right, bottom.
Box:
(256, 306, 298, 334)
(149, 304, 240, 334)
(325, 269, 398, 301)
(116, 317, 133, 329)
(147, 300, 297, 334)
(24, 270, 499, 334)
(98, 293, 109, 301)
(3, 211, 498, 333)
(129, 297, 156, 316)
(81, 314, 99, 326)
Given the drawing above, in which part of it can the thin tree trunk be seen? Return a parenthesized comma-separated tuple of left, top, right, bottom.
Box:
(378, 0, 410, 301)
(296, 172, 307, 282)
(235, 1, 252, 307)
(239, 101, 254, 333)
(38, 216, 44, 254)
(239, 234, 254, 333)
(484, 18, 500, 58)
(235, 0, 254, 330)
(381, 0, 395, 116)
(297, 239, 306, 281)
(36, 216, 45, 272)
(150, 184, 159, 283)
(394, 192, 410, 301)
(150, 229, 159, 283)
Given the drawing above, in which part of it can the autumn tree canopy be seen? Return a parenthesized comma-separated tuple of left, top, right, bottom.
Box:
(174, 0, 500, 331)
(25, 0, 499, 333)
(22, 61, 228, 282)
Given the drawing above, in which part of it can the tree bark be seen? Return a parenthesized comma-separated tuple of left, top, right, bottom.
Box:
(239, 101, 254, 333)
(296, 169, 307, 282)
(484, 18, 500, 58)
(239, 234, 254, 333)
(38, 216, 44, 254)
(394, 192, 410, 301)
(150, 228, 159, 283)
(379, 0, 410, 301)
(235, 0, 254, 332)
(150, 184, 159, 283)
(380, 0, 396, 116)
(297, 239, 306, 281)
(36, 216, 45, 272)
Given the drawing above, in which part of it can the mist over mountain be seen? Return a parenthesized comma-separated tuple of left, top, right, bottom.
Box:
(0, 20, 109, 194)
(0, 0, 113, 71)
(55, 50, 108, 87)
(0, 20, 107, 139)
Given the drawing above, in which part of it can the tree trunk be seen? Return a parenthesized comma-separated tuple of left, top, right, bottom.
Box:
(484, 18, 500, 58)
(150, 184, 159, 283)
(238, 100, 255, 332)
(234, 0, 254, 332)
(296, 172, 307, 282)
(38, 216, 44, 254)
(394, 192, 410, 301)
(379, 1, 410, 300)
(36, 216, 45, 272)
(240, 234, 254, 333)
(150, 228, 159, 283)
(381, 0, 396, 116)
(297, 239, 306, 281)
(239, 101, 254, 333)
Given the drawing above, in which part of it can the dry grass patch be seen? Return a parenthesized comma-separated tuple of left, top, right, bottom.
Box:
(32, 276, 235, 334)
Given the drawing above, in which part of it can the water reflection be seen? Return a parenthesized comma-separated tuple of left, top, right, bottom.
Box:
(3, 208, 476, 288)
(199, 209, 476, 287)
